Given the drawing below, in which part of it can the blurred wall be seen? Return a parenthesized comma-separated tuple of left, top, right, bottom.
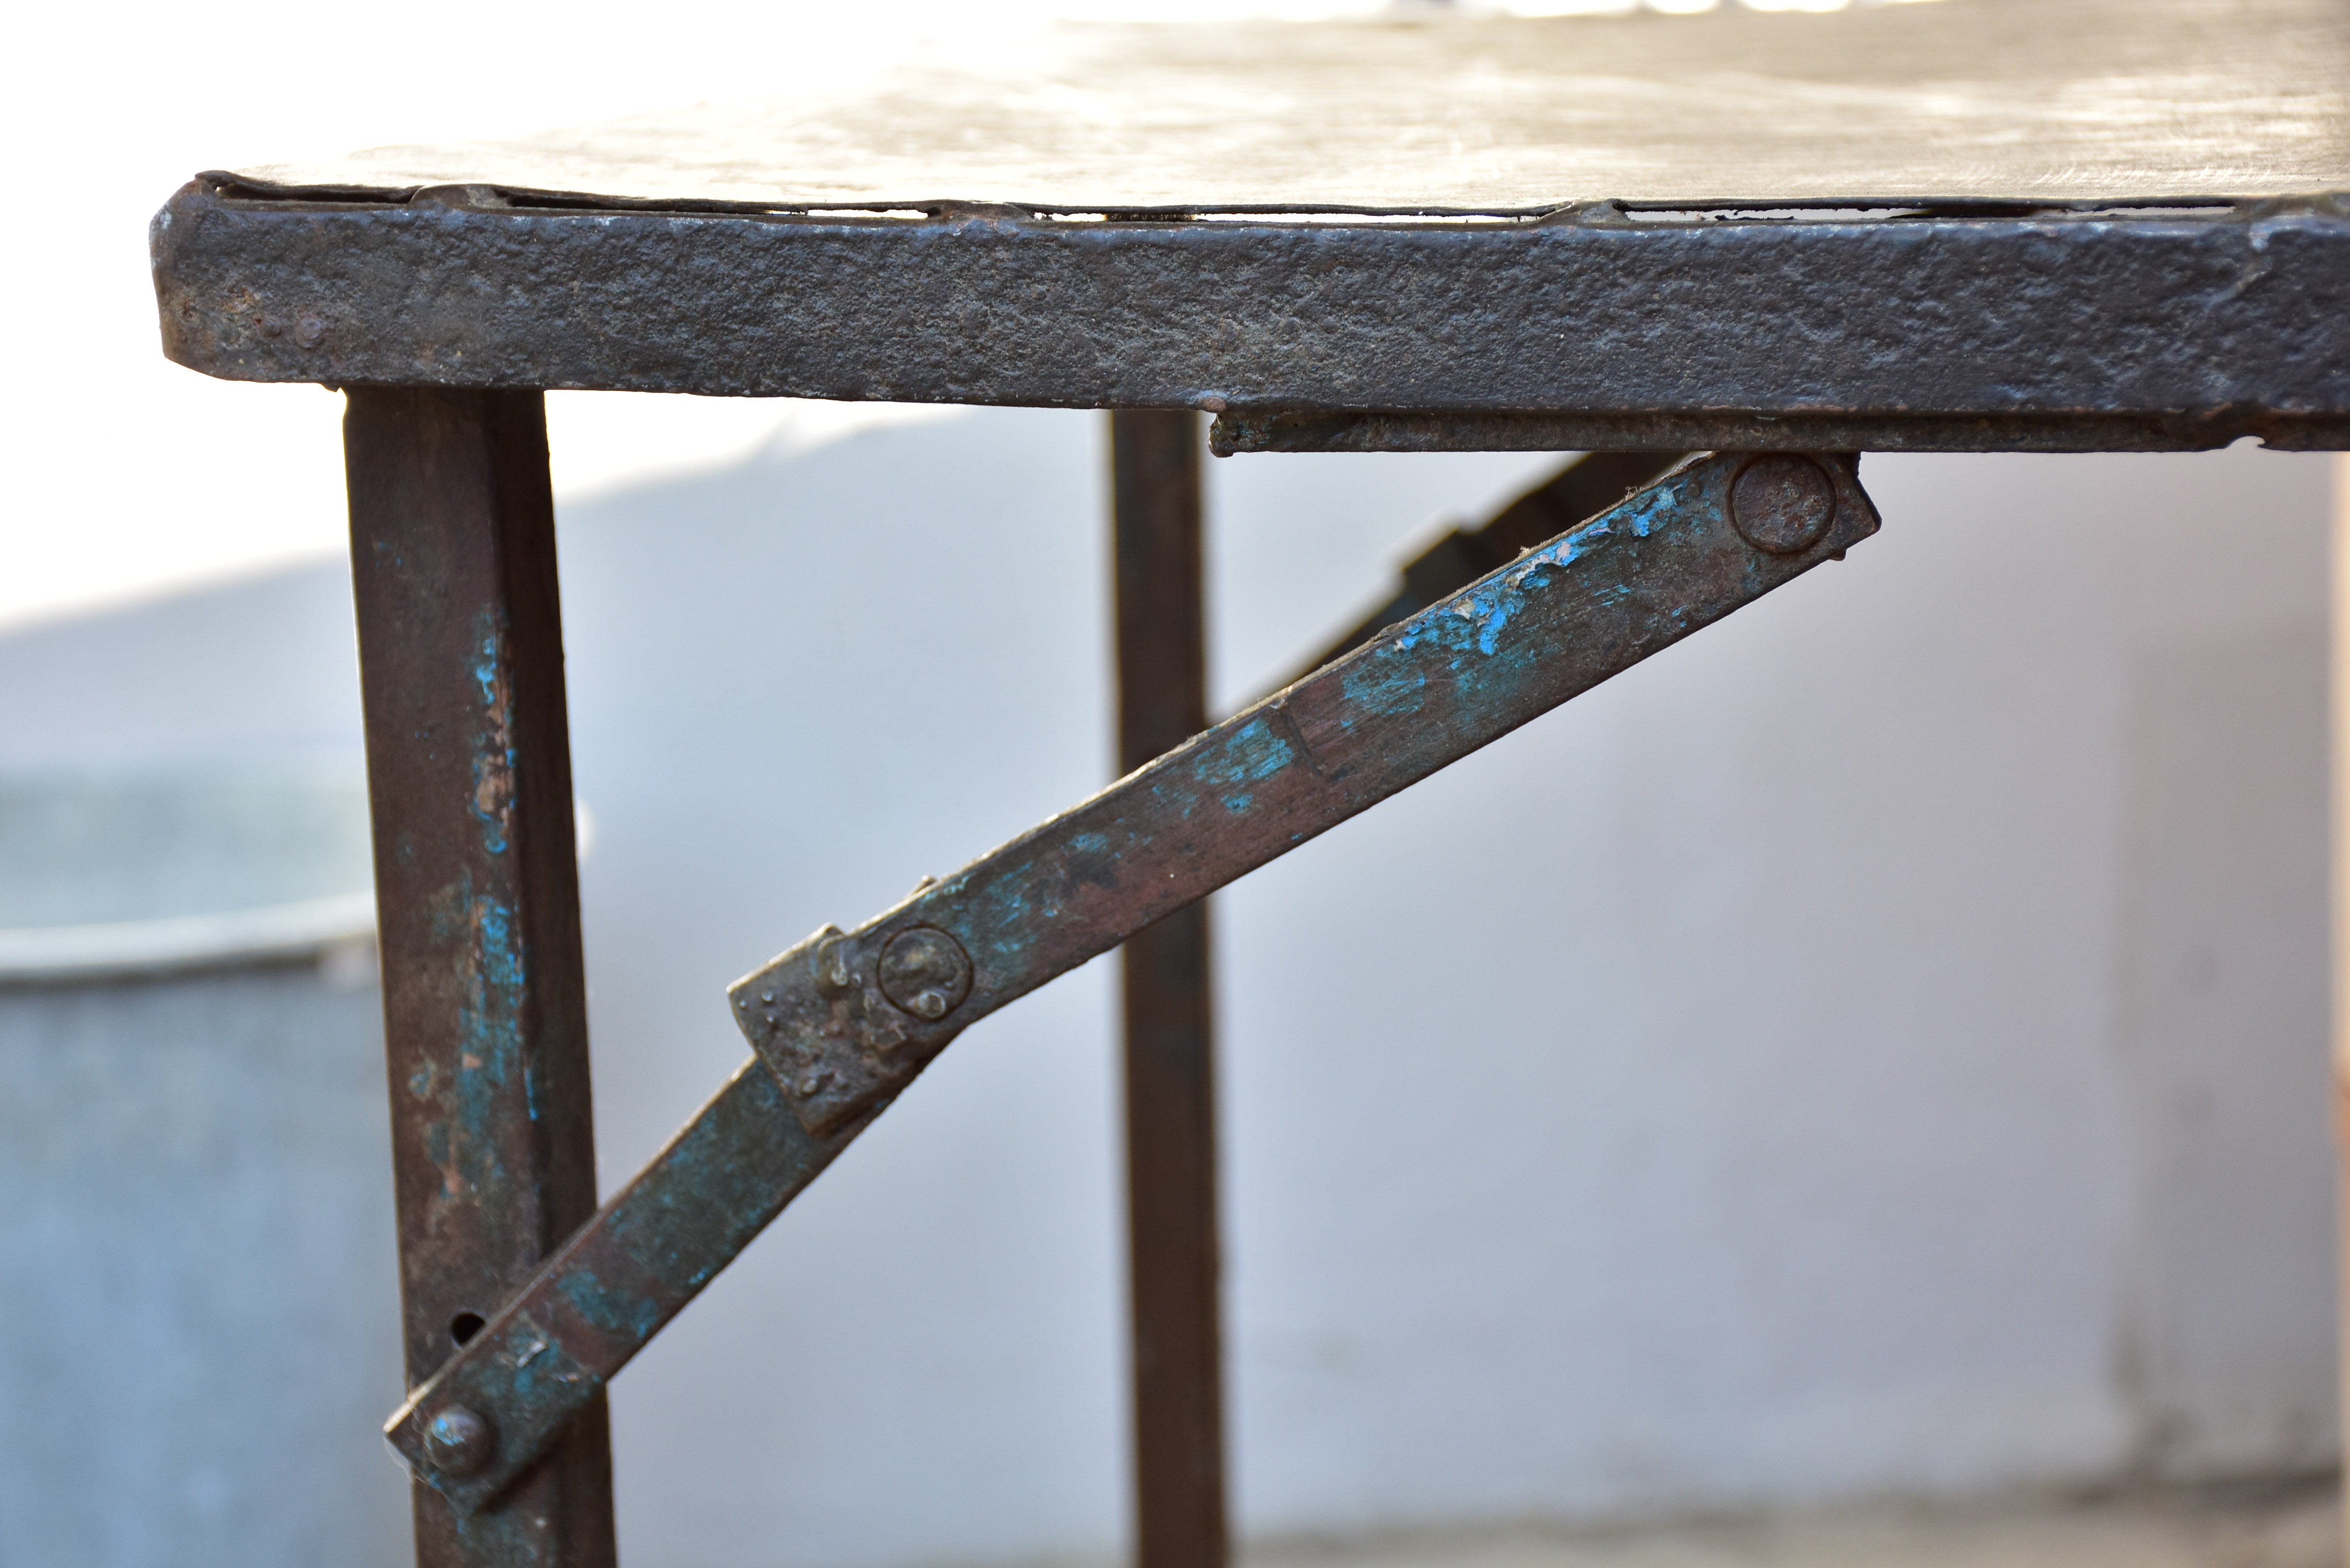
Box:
(0, 960, 404, 1568)
(0, 778, 397, 1568)
(0, 410, 2334, 1567)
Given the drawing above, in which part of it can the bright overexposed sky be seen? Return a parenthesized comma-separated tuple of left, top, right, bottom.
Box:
(2, 0, 1915, 631)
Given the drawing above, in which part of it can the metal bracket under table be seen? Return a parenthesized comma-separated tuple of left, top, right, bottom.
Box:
(375, 448, 1881, 1512)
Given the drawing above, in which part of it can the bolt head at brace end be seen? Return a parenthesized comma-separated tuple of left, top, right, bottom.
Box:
(877, 927, 974, 1021)
(422, 1404, 496, 1477)
(1729, 454, 1838, 555)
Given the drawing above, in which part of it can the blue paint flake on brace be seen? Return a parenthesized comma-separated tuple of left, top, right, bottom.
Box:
(1196, 717, 1293, 789)
(558, 1269, 664, 1342)
(1137, 715, 1295, 823)
(958, 866, 1047, 981)
(1336, 476, 1696, 716)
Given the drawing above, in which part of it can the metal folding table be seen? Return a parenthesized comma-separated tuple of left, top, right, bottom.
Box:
(148, 1, 2350, 1564)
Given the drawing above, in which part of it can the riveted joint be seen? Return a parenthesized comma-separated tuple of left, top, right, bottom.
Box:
(1728, 453, 1840, 555)
(421, 1404, 496, 1477)
(730, 917, 981, 1134)
(809, 924, 856, 994)
(878, 927, 973, 1020)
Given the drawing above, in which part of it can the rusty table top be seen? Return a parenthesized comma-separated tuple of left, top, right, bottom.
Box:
(153, 0, 2350, 450)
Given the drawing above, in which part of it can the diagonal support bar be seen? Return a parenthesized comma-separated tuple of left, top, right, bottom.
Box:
(1281, 449, 1686, 683)
(383, 449, 1881, 1511)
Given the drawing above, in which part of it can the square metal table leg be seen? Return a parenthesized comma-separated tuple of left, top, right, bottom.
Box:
(1111, 410, 1230, 1568)
(344, 388, 618, 1568)
(2333, 450, 2350, 1567)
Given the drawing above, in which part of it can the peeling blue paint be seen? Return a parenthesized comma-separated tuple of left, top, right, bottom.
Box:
(471, 630, 501, 711)
(1336, 475, 1702, 717)
(1198, 717, 1294, 788)
(471, 754, 513, 856)
(447, 881, 528, 1198)
(470, 610, 514, 856)
(1338, 653, 1429, 721)
(558, 1270, 663, 1342)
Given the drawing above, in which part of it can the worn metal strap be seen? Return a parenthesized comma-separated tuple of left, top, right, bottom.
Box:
(384, 449, 1882, 1511)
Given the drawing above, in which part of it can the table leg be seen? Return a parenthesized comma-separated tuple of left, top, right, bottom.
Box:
(1111, 409, 1229, 1568)
(2334, 451, 2350, 1568)
(345, 388, 616, 1568)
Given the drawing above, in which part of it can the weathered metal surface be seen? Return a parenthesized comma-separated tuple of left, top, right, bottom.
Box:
(1211, 407, 2350, 456)
(384, 1061, 868, 1515)
(1731, 456, 1841, 554)
(1111, 410, 1228, 1568)
(152, 185, 2350, 449)
(1286, 450, 1686, 682)
(344, 388, 616, 1568)
(384, 448, 1879, 1507)
(204, 0, 2350, 211)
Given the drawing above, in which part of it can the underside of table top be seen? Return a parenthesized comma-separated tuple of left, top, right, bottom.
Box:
(153, 0, 2350, 450)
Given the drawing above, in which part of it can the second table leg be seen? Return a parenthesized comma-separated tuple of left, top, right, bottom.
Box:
(1111, 409, 1230, 1568)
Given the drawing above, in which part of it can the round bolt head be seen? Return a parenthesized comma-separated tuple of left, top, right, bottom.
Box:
(877, 927, 973, 1021)
(423, 1404, 496, 1477)
(1730, 455, 1837, 556)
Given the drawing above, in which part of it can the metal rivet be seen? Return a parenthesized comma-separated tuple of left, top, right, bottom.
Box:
(877, 927, 973, 1021)
(1729, 455, 1836, 555)
(293, 315, 327, 350)
(423, 1405, 496, 1476)
(808, 924, 853, 993)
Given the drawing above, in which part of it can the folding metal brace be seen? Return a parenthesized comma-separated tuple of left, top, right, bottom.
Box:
(380, 448, 1883, 1510)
